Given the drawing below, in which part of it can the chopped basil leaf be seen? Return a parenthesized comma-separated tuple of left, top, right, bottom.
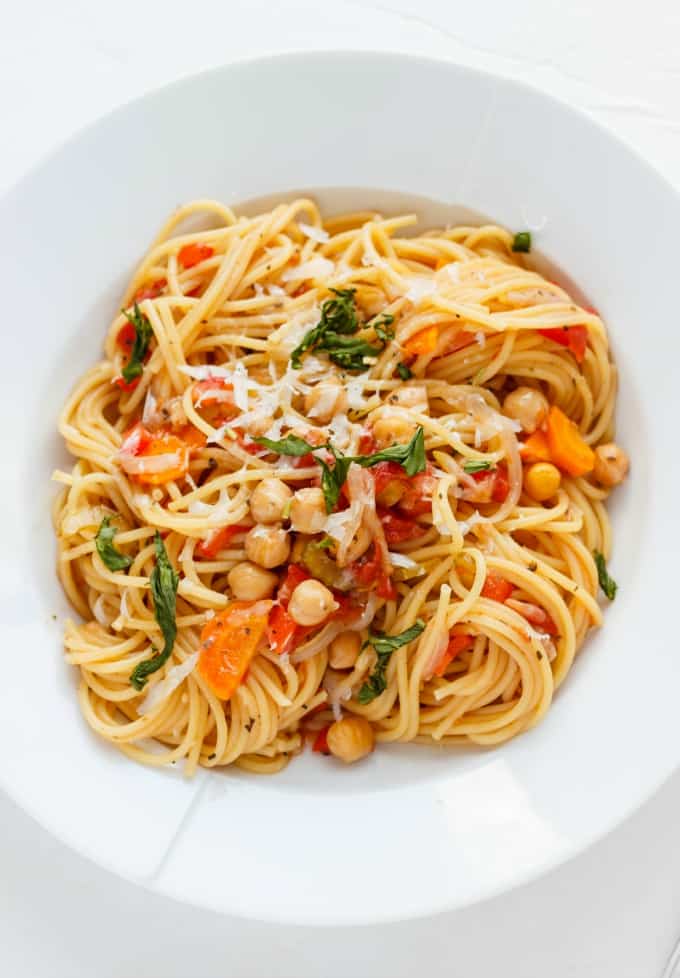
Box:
(371, 312, 395, 345)
(396, 362, 413, 380)
(594, 550, 617, 601)
(291, 290, 395, 371)
(321, 332, 385, 371)
(511, 231, 532, 253)
(121, 303, 153, 383)
(291, 288, 358, 368)
(354, 427, 425, 477)
(463, 460, 493, 474)
(253, 433, 324, 456)
(130, 533, 179, 690)
(358, 620, 425, 703)
(255, 426, 425, 513)
(95, 516, 132, 571)
(316, 448, 353, 514)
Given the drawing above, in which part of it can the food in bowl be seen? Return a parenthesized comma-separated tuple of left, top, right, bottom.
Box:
(53, 197, 627, 774)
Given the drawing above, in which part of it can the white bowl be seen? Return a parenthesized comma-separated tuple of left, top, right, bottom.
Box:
(0, 51, 675, 925)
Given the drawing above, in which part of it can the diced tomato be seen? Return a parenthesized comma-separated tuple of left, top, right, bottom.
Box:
(178, 243, 214, 268)
(398, 465, 437, 516)
(471, 463, 510, 503)
(278, 564, 311, 604)
(118, 421, 203, 485)
(352, 545, 396, 600)
(186, 285, 202, 298)
(312, 726, 331, 754)
(292, 452, 317, 468)
(330, 593, 364, 625)
(372, 461, 409, 506)
(267, 603, 299, 656)
(379, 509, 427, 545)
(116, 321, 137, 351)
(114, 374, 141, 392)
(196, 523, 249, 559)
(192, 378, 236, 410)
(481, 572, 513, 603)
(434, 633, 474, 677)
(358, 429, 377, 454)
(537, 325, 588, 363)
(197, 600, 271, 700)
(133, 278, 166, 302)
(233, 429, 265, 455)
(120, 421, 152, 455)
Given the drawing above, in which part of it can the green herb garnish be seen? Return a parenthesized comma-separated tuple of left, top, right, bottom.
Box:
(358, 620, 425, 704)
(354, 427, 425, 477)
(253, 433, 323, 456)
(396, 362, 413, 380)
(371, 312, 395, 345)
(291, 288, 358, 368)
(130, 532, 179, 690)
(462, 460, 493, 474)
(95, 516, 132, 571)
(256, 427, 425, 513)
(121, 303, 153, 384)
(511, 231, 532, 253)
(594, 550, 617, 601)
(315, 447, 353, 513)
(291, 289, 395, 371)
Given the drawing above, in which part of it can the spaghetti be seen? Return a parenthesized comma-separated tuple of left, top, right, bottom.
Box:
(53, 198, 628, 774)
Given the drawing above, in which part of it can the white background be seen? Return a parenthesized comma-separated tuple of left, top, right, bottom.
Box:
(2, 1, 679, 975)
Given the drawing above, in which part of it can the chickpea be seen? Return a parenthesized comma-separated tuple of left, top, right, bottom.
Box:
(304, 378, 348, 424)
(289, 487, 327, 534)
(502, 387, 549, 434)
(339, 523, 372, 566)
(593, 442, 629, 487)
(328, 631, 361, 670)
(326, 716, 375, 764)
(372, 415, 417, 449)
(227, 561, 278, 601)
(387, 385, 429, 413)
(250, 478, 293, 524)
(244, 524, 290, 569)
(288, 579, 338, 626)
(524, 462, 561, 502)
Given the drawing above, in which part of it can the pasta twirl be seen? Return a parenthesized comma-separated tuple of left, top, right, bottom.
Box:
(53, 198, 628, 774)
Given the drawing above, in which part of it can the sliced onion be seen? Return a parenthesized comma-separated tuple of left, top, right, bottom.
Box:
(423, 631, 450, 681)
(137, 653, 199, 716)
(334, 462, 369, 567)
(142, 387, 158, 425)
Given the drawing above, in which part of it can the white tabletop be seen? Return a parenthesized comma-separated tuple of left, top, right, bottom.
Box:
(2, 2, 679, 975)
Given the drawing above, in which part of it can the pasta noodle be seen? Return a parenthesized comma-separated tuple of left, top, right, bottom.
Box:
(53, 197, 628, 774)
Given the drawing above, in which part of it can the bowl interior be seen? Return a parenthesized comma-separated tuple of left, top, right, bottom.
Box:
(0, 52, 676, 924)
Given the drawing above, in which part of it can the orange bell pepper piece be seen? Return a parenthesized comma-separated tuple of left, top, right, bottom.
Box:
(520, 430, 552, 463)
(134, 433, 189, 485)
(545, 406, 595, 477)
(197, 600, 271, 700)
(402, 324, 439, 357)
